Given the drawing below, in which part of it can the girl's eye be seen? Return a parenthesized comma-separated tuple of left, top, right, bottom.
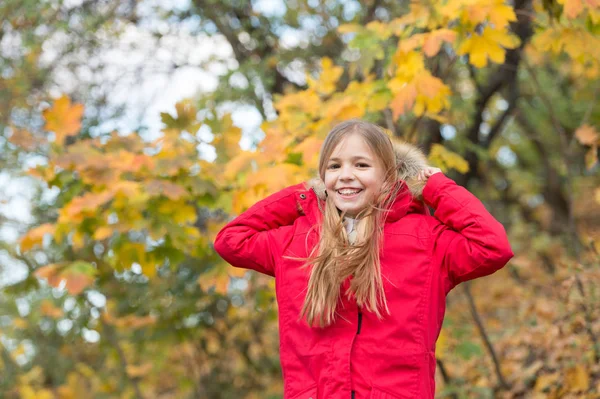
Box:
(327, 164, 339, 169)
(357, 163, 369, 168)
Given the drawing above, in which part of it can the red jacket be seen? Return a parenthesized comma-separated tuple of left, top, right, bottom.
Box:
(214, 161, 513, 398)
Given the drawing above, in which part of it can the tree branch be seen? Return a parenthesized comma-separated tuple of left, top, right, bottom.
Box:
(463, 282, 511, 390)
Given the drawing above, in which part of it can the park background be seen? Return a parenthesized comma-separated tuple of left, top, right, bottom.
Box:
(1, 0, 600, 397)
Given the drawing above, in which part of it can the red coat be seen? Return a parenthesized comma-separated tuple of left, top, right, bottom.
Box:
(214, 169, 513, 398)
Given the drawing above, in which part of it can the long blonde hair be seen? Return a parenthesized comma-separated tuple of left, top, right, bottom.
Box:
(299, 120, 403, 328)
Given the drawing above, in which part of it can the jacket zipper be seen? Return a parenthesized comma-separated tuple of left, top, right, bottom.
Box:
(357, 311, 362, 335)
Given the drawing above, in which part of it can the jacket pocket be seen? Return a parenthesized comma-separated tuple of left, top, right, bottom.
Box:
(289, 384, 317, 399)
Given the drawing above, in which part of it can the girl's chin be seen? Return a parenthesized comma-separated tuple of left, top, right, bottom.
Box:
(336, 206, 363, 217)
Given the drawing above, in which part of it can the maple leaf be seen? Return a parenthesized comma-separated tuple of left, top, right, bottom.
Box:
(306, 57, 343, 95)
(458, 27, 521, 67)
(391, 50, 425, 81)
(160, 99, 201, 134)
(423, 29, 457, 57)
(42, 95, 85, 144)
(389, 83, 417, 118)
(487, 0, 518, 29)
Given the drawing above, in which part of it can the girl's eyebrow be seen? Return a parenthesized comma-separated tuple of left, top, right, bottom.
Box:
(328, 156, 372, 162)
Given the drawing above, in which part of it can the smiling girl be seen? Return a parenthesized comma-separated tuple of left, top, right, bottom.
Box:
(214, 119, 513, 398)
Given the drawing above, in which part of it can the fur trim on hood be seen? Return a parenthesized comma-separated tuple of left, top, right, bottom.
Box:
(307, 140, 429, 200)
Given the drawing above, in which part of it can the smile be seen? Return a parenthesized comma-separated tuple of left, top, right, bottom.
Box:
(337, 189, 363, 199)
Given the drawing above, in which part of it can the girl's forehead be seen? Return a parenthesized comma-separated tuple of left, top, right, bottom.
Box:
(329, 134, 374, 160)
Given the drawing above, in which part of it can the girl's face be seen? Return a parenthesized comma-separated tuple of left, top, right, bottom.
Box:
(324, 133, 385, 218)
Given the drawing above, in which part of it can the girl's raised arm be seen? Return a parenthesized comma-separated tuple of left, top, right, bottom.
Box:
(213, 183, 306, 277)
(422, 172, 514, 292)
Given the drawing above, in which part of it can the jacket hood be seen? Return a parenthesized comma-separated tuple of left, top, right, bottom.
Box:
(306, 140, 429, 200)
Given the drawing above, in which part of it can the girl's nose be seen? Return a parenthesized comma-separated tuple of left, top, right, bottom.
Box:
(339, 165, 355, 180)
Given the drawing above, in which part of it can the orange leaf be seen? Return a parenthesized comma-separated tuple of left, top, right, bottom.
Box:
(575, 124, 599, 145)
(559, 0, 584, 18)
(146, 180, 188, 200)
(34, 263, 64, 287)
(40, 300, 64, 319)
(8, 128, 41, 151)
(423, 29, 457, 57)
(42, 95, 85, 144)
(20, 223, 55, 252)
(295, 137, 324, 167)
(62, 272, 94, 295)
(390, 83, 417, 118)
(93, 226, 114, 240)
(126, 363, 153, 378)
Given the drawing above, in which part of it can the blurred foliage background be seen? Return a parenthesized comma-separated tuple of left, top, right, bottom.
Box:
(1, 0, 600, 398)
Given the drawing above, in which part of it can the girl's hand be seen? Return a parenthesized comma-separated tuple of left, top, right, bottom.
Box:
(416, 167, 442, 181)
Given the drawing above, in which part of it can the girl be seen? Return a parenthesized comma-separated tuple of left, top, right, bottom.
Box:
(214, 119, 513, 399)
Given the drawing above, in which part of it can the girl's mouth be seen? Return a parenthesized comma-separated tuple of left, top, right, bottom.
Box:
(337, 189, 363, 199)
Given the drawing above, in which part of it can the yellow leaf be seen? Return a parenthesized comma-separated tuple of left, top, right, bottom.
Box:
(71, 230, 85, 250)
(337, 23, 362, 34)
(18, 386, 37, 399)
(245, 163, 302, 196)
(224, 151, 257, 180)
(428, 144, 470, 174)
(436, 329, 448, 358)
(43, 95, 85, 144)
(13, 318, 28, 329)
(534, 372, 560, 392)
(294, 136, 324, 167)
(307, 57, 344, 95)
(458, 27, 521, 68)
(565, 365, 590, 392)
(575, 124, 599, 145)
(391, 51, 425, 81)
(595, 188, 600, 204)
(20, 223, 55, 252)
(93, 226, 113, 240)
(366, 20, 393, 40)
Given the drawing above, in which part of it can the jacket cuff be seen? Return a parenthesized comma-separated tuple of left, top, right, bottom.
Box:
(422, 172, 450, 207)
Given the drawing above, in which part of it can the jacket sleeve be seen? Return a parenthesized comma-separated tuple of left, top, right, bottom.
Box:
(423, 173, 514, 291)
(213, 183, 306, 277)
